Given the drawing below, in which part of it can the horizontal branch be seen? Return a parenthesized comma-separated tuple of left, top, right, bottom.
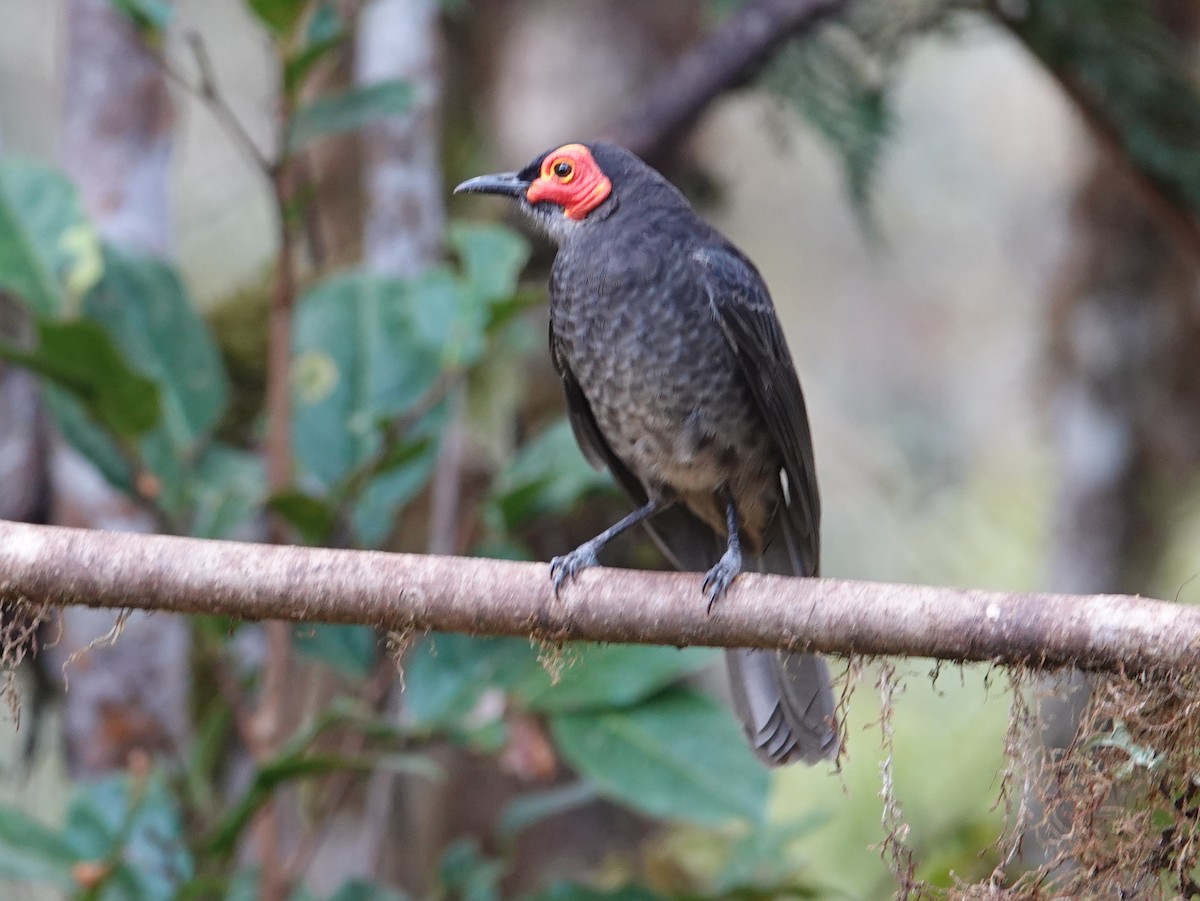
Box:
(0, 520, 1196, 674)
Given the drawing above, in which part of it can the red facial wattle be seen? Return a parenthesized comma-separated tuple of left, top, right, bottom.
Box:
(525, 143, 612, 220)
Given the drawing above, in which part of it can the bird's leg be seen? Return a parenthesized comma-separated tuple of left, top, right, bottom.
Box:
(551, 497, 666, 596)
(703, 493, 743, 612)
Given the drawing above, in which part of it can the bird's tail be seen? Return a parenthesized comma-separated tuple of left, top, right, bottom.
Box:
(725, 648, 837, 766)
(725, 516, 838, 767)
(633, 502, 839, 766)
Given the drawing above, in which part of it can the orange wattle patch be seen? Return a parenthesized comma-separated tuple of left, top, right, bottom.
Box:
(525, 143, 612, 220)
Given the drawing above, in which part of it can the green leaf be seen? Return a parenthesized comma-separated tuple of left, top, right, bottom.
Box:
(83, 245, 230, 514)
(268, 489, 337, 545)
(0, 159, 101, 315)
(189, 444, 266, 539)
(401, 633, 541, 730)
(0, 317, 160, 436)
(488, 418, 614, 531)
(448, 221, 531, 304)
(64, 773, 193, 900)
(293, 272, 443, 546)
(106, 0, 174, 33)
(550, 687, 768, 825)
(283, 4, 346, 94)
(326, 880, 408, 901)
(498, 782, 599, 838)
(288, 81, 413, 152)
(517, 644, 716, 714)
(523, 885, 665, 901)
(436, 839, 502, 901)
(42, 384, 136, 493)
(1011, 0, 1200, 214)
(247, 0, 306, 37)
(293, 624, 378, 679)
(0, 804, 78, 888)
(765, 32, 891, 215)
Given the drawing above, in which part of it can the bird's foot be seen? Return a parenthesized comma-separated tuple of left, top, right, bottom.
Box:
(703, 546, 743, 613)
(550, 544, 600, 597)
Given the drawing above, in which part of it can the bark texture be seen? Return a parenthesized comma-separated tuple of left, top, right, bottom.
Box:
(1, 520, 1197, 674)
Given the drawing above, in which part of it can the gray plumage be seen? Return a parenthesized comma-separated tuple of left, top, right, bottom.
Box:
(456, 141, 838, 766)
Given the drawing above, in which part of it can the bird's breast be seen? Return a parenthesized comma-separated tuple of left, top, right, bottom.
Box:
(551, 257, 776, 497)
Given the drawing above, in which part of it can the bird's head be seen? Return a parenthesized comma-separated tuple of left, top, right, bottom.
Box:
(455, 142, 660, 242)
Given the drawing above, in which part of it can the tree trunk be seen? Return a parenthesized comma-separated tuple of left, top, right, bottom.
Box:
(45, 0, 191, 777)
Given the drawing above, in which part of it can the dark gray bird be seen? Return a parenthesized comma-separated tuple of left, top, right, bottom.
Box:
(455, 142, 838, 765)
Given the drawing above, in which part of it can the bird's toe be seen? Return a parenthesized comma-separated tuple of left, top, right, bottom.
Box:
(550, 545, 600, 597)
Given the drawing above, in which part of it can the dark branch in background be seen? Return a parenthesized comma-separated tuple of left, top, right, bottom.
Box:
(602, 0, 846, 163)
(988, 4, 1200, 263)
(2, 520, 1198, 675)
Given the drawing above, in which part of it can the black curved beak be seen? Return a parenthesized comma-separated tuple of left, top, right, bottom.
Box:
(453, 172, 531, 198)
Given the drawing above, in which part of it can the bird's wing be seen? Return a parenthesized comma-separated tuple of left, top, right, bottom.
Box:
(695, 246, 837, 765)
(693, 245, 820, 577)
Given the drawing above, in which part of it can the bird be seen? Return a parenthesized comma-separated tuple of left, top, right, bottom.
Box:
(455, 141, 838, 766)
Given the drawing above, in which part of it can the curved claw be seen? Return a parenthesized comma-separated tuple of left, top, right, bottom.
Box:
(550, 544, 600, 597)
(702, 550, 742, 614)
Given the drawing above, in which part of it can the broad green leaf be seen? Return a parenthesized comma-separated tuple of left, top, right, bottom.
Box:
(349, 418, 442, 547)
(550, 687, 768, 825)
(283, 3, 346, 93)
(326, 880, 408, 901)
(189, 444, 265, 539)
(448, 221, 530, 303)
(436, 839, 502, 901)
(288, 80, 413, 152)
(64, 772, 193, 900)
(406, 267, 477, 365)
(307, 2, 342, 43)
(0, 804, 78, 889)
(106, 0, 174, 32)
(42, 384, 136, 493)
(269, 489, 337, 545)
(293, 272, 442, 546)
(83, 245, 229, 514)
(523, 885, 665, 901)
(516, 644, 716, 713)
(224, 869, 265, 901)
(0, 159, 101, 315)
(498, 781, 599, 838)
(488, 418, 614, 532)
(247, 0, 306, 37)
(294, 624, 378, 679)
(0, 318, 160, 436)
(401, 633, 541, 730)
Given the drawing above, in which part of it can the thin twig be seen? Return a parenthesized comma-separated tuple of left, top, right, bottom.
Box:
(157, 31, 273, 174)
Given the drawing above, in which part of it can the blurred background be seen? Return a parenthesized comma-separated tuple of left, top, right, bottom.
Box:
(1, 0, 1199, 898)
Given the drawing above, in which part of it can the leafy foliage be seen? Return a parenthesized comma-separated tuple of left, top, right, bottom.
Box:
(1002, 0, 1200, 215)
(0, 318, 160, 437)
(289, 81, 414, 151)
(0, 159, 100, 315)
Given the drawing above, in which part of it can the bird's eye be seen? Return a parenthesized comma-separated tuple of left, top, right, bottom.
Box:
(552, 159, 575, 181)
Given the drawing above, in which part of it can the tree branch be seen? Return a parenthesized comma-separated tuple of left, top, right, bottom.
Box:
(601, 0, 846, 163)
(1, 520, 1196, 674)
